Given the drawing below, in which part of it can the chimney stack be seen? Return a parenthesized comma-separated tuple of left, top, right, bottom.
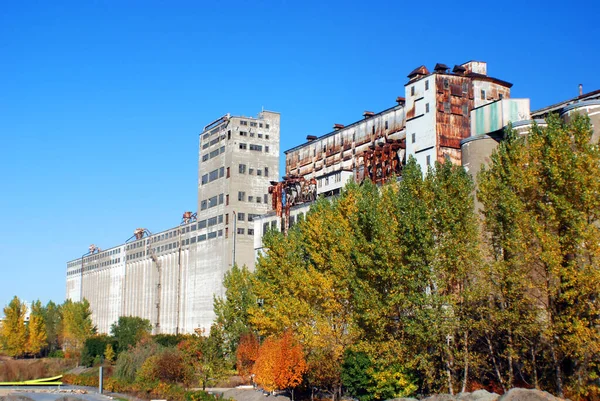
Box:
(333, 124, 345, 131)
(363, 111, 375, 118)
(579, 83, 583, 97)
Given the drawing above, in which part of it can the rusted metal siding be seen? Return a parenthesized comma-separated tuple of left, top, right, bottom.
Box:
(435, 75, 473, 164)
(284, 105, 406, 177)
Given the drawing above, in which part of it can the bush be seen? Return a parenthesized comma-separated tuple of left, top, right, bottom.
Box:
(153, 334, 190, 348)
(114, 337, 161, 382)
(63, 373, 99, 387)
(81, 335, 116, 367)
(48, 350, 65, 358)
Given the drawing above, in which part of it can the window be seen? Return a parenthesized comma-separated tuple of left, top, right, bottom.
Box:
(462, 104, 469, 116)
(199, 220, 207, 228)
(264, 194, 268, 204)
(426, 155, 431, 166)
(248, 228, 254, 235)
(411, 86, 415, 96)
(444, 102, 451, 113)
(462, 82, 468, 93)
(264, 167, 269, 176)
(202, 154, 209, 162)
(257, 169, 262, 176)
(208, 196, 218, 208)
(426, 103, 430, 113)
(218, 229, 223, 237)
(239, 143, 247, 150)
(237, 228, 245, 235)
(208, 217, 217, 226)
(481, 90, 486, 100)
(219, 193, 224, 204)
(271, 221, 277, 230)
(249, 168, 254, 175)
(226, 167, 230, 178)
(263, 222, 269, 234)
(265, 134, 270, 139)
(226, 194, 229, 205)
(258, 133, 263, 138)
(198, 234, 207, 241)
(238, 191, 245, 201)
(249, 144, 263, 151)
(499, 93, 504, 100)
(444, 78, 449, 89)
(259, 123, 263, 128)
(238, 213, 245, 221)
(265, 146, 269, 153)
(266, 124, 270, 129)
(201, 200, 207, 210)
(248, 195, 254, 202)
(250, 132, 255, 137)
(425, 80, 429, 91)
(201, 174, 208, 185)
(225, 227, 229, 238)
(385, 120, 388, 129)
(247, 213, 255, 222)
(209, 169, 219, 181)
(256, 197, 261, 203)
(225, 214, 229, 224)
(239, 164, 246, 174)
(219, 167, 224, 177)
(218, 215, 223, 224)
(240, 131, 248, 137)
(412, 133, 416, 143)
(208, 231, 217, 239)
(250, 122, 257, 127)
(240, 120, 248, 126)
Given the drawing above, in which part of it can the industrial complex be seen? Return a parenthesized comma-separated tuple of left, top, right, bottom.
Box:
(66, 61, 600, 334)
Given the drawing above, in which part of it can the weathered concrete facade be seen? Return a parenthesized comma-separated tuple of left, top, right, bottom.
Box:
(66, 110, 280, 334)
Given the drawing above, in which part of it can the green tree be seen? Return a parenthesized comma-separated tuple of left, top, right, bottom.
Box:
(26, 300, 47, 356)
(479, 114, 600, 397)
(178, 325, 228, 390)
(110, 316, 152, 352)
(0, 296, 28, 357)
(213, 264, 256, 362)
(41, 300, 62, 354)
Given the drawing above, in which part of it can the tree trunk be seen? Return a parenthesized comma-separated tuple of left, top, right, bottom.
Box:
(507, 330, 514, 388)
(550, 343, 564, 397)
(531, 346, 539, 389)
(486, 334, 506, 392)
(462, 331, 469, 393)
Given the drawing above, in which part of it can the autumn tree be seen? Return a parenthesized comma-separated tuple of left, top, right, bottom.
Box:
(0, 296, 28, 357)
(236, 332, 259, 382)
(26, 300, 47, 356)
(61, 298, 96, 358)
(104, 343, 115, 364)
(178, 324, 228, 390)
(253, 331, 307, 400)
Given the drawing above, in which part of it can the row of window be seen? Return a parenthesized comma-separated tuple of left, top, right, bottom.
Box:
(238, 164, 269, 177)
(240, 120, 270, 129)
(202, 146, 225, 162)
(202, 133, 226, 149)
(319, 172, 342, 187)
(202, 123, 226, 141)
(239, 131, 271, 140)
(201, 167, 225, 185)
(73, 248, 123, 267)
(236, 228, 255, 235)
(200, 193, 225, 210)
(238, 192, 269, 204)
(237, 212, 260, 222)
(239, 143, 269, 152)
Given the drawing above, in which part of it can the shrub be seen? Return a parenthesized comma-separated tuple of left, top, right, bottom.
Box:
(114, 337, 161, 382)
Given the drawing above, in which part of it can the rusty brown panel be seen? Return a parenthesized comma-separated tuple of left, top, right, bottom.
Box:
(438, 147, 462, 165)
(406, 106, 416, 120)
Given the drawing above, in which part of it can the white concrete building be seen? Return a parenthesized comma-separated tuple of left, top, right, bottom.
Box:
(66, 110, 280, 334)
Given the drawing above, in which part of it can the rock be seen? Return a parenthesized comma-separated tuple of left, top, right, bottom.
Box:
(387, 398, 419, 401)
(498, 388, 562, 401)
(422, 394, 458, 401)
(457, 390, 500, 401)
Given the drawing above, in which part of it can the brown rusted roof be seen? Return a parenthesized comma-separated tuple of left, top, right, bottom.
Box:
(466, 72, 513, 88)
(407, 65, 430, 78)
(452, 65, 467, 74)
(434, 63, 449, 72)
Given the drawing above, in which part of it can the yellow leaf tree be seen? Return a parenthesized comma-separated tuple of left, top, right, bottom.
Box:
(26, 300, 47, 356)
(0, 296, 28, 357)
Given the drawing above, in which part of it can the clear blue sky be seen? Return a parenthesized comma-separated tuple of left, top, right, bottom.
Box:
(1, 0, 599, 311)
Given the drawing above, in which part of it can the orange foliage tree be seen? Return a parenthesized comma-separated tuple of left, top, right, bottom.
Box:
(253, 331, 307, 399)
(236, 333, 259, 382)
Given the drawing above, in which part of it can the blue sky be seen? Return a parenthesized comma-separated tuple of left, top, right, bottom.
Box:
(1, 0, 599, 311)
